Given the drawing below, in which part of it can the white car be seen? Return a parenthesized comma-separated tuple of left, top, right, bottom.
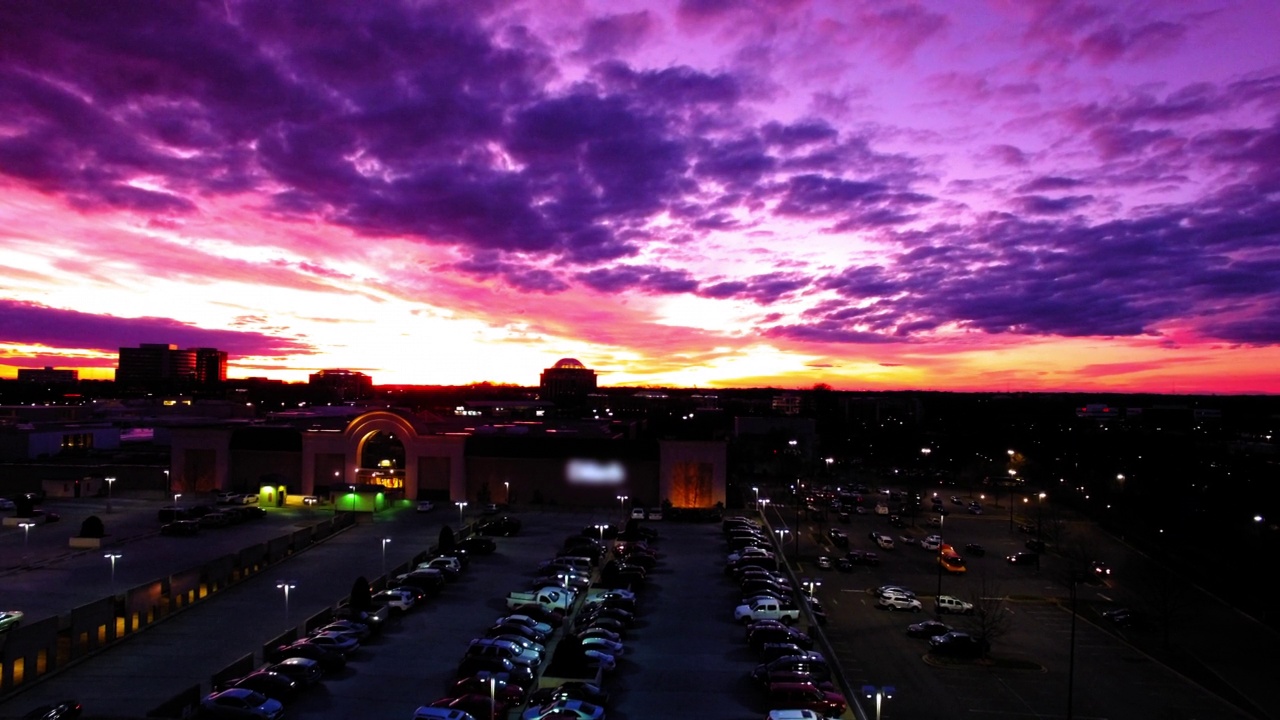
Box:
(498, 615, 554, 637)
(936, 594, 975, 615)
(306, 631, 359, 654)
(238, 493, 260, 504)
(630, 507, 646, 519)
(878, 592, 922, 612)
(580, 636, 625, 657)
(371, 589, 416, 611)
(582, 648, 617, 672)
(202, 689, 283, 720)
(0, 610, 23, 632)
(647, 507, 663, 520)
(921, 535, 943, 551)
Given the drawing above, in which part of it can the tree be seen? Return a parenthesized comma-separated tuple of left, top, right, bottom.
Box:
(79, 515, 105, 538)
(349, 576, 372, 612)
(961, 572, 1013, 656)
(438, 526, 456, 555)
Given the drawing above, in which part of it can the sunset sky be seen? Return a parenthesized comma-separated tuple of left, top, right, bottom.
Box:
(2, 0, 1279, 393)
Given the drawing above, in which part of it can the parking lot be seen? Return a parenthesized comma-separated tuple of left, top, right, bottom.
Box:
(1, 492, 1271, 720)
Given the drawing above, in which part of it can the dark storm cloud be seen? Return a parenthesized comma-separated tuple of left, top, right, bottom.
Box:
(0, 300, 313, 356)
(696, 273, 810, 304)
(575, 266, 699, 294)
(1012, 194, 1094, 215)
(785, 189, 1280, 344)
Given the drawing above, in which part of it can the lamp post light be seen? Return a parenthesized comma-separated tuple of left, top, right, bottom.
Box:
(381, 537, 392, 578)
(504, 481, 510, 504)
(277, 581, 295, 623)
(349, 485, 357, 513)
(105, 553, 122, 595)
(456, 501, 468, 528)
(752, 486, 760, 510)
(173, 493, 182, 507)
(617, 495, 629, 519)
(105, 476, 116, 513)
(19, 521, 35, 563)
(774, 528, 790, 560)
(595, 523, 608, 543)
(862, 685, 895, 720)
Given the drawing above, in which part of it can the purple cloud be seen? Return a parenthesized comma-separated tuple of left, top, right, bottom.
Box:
(0, 299, 313, 356)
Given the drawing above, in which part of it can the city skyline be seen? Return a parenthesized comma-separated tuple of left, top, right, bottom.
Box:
(2, 1, 1279, 394)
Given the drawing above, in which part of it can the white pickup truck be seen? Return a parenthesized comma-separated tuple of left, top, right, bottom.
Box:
(506, 586, 577, 611)
(734, 599, 801, 624)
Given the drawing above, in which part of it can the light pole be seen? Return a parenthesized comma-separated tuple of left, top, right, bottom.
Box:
(105, 553, 122, 595)
(106, 476, 116, 513)
(173, 493, 182, 507)
(595, 523, 608, 544)
(277, 581, 295, 623)
(752, 486, 760, 510)
(775, 528, 790, 561)
(456, 501, 468, 528)
(489, 674, 496, 720)
(504, 481, 510, 505)
(617, 495, 629, 519)
(19, 521, 35, 564)
(862, 685, 895, 720)
(381, 537, 392, 578)
(349, 485, 356, 513)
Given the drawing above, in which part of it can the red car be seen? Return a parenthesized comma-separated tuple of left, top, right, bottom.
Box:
(447, 674, 526, 705)
(430, 692, 511, 719)
(766, 681, 846, 717)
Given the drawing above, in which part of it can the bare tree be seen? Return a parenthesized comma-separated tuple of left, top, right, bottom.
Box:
(961, 571, 1013, 655)
(1122, 558, 1191, 649)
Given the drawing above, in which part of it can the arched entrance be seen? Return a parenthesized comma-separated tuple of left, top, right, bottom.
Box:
(357, 430, 406, 491)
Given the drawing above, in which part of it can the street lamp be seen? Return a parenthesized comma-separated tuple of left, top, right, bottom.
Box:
(617, 495, 629, 518)
(349, 485, 357, 513)
(1037, 492, 1047, 540)
(381, 537, 392, 578)
(277, 581, 295, 623)
(173, 493, 182, 507)
(752, 486, 760, 509)
(456, 501, 468, 527)
(504, 481, 510, 504)
(19, 521, 35, 563)
(774, 528, 790, 560)
(595, 523, 608, 543)
(105, 476, 116, 513)
(105, 553, 122, 595)
(862, 685, 895, 720)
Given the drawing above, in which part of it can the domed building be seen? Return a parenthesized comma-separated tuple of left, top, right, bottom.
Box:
(539, 358, 597, 407)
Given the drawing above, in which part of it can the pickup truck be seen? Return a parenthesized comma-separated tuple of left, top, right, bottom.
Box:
(506, 586, 577, 611)
(734, 600, 801, 625)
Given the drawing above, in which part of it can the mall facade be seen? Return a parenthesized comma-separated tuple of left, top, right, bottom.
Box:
(168, 407, 725, 512)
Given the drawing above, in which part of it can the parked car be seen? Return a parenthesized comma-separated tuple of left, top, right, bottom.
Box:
(455, 657, 535, 690)
(826, 529, 848, 547)
(264, 658, 322, 686)
(935, 595, 974, 615)
(521, 699, 606, 720)
(449, 674, 527, 705)
(929, 631, 989, 657)
(412, 706, 479, 720)
(430, 694, 509, 720)
(159, 518, 201, 536)
(457, 537, 498, 555)
(416, 500, 435, 512)
(476, 517, 522, 536)
(1103, 607, 1137, 626)
(0, 607, 24, 630)
(199, 688, 284, 720)
(213, 671, 300, 704)
(878, 592, 922, 612)
(906, 620, 954, 638)
(266, 641, 345, 672)
(750, 653, 832, 686)
(765, 680, 847, 717)
(528, 681, 609, 708)
(964, 543, 986, 557)
(1007, 551, 1039, 566)
(370, 588, 416, 612)
(20, 700, 81, 720)
(747, 623, 813, 651)
(304, 631, 359, 655)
